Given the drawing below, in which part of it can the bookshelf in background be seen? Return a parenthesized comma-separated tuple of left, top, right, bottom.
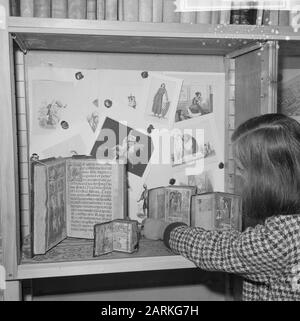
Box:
(10, 1, 297, 27)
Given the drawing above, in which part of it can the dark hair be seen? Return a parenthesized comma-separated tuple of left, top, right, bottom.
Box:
(232, 113, 300, 223)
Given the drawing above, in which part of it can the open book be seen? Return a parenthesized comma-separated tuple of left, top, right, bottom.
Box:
(31, 157, 126, 255)
(93, 219, 139, 256)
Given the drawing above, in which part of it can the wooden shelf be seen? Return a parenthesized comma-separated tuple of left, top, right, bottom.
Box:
(18, 255, 195, 280)
(18, 238, 195, 279)
(8, 17, 300, 55)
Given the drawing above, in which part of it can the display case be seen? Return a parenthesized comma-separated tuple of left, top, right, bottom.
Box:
(2, 0, 298, 300)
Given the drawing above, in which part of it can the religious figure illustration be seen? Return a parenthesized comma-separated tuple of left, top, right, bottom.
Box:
(152, 83, 170, 118)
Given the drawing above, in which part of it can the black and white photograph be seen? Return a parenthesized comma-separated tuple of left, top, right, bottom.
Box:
(0, 0, 299, 305)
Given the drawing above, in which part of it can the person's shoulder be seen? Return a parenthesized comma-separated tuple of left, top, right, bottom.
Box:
(264, 214, 300, 239)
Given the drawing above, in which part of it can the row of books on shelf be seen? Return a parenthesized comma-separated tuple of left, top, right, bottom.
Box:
(10, 0, 299, 26)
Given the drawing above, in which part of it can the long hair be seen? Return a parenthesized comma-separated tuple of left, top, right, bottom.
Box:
(232, 114, 300, 224)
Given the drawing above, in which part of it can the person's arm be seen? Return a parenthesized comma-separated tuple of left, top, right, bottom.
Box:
(164, 220, 288, 284)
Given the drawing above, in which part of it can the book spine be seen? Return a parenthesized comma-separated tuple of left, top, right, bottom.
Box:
(211, 10, 220, 24)
(269, 10, 279, 25)
(34, 0, 51, 18)
(256, 9, 264, 25)
(139, 0, 153, 22)
(97, 0, 105, 20)
(118, 0, 124, 21)
(52, 0, 68, 18)
(68, 0, 87, 19)
(10, 0, 19, 16)
(20, 0, 34, 17)
(230, 9, 240, 24)
(163, 0, 180, 23)
(196, 11, 211, 24)
(239, 9, 257, 25)
(124, 0, 139, 22)
(279, 10, 289, 26)
(289, 10, 300, 28)
(180, 12, 196, 24)
(220, 10, 231, 25)
(262, 9, 271, 25)
(87, 0, 97, 19)
(105, 0, 118, 20)
(153, 0, 163, 22)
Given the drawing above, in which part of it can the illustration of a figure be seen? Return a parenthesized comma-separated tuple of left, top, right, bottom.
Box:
(137, 184, 148, 217)
(183, 134, 198, 158)
(128, 94, 137, 109)
(169, 191, 182, 212)
(87, 112, 99, 133)
(38, 100, 66, 129)
(187, 92, 205, 117)
(152, 83, 169, 118)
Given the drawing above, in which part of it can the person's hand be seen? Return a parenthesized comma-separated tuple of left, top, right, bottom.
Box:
(141, 218, 170, 241)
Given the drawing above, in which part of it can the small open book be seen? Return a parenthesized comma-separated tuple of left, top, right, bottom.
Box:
(93, 219, 139, 256)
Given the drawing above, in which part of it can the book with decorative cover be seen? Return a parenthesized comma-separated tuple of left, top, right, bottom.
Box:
(148, 186, 196, 225)
(94, 219, 139, 256)
(191, 192, 242, 231)
(31, 157, 126, 255)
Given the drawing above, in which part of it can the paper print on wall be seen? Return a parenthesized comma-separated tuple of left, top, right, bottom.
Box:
(164, 72, 225, 125)
(31, 80, 75, 135)
(171, 116, 219, 168)
(98, 70, 146, 117)
(144, 74, 182, 128)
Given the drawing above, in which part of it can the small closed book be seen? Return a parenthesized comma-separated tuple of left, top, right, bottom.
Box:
(94, 219, 139, 256)
(31, 157, 127, 255)
(191, 192, 242, 231)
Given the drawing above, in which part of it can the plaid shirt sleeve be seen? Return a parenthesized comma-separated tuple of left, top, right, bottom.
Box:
(167, 217, 292, 284)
